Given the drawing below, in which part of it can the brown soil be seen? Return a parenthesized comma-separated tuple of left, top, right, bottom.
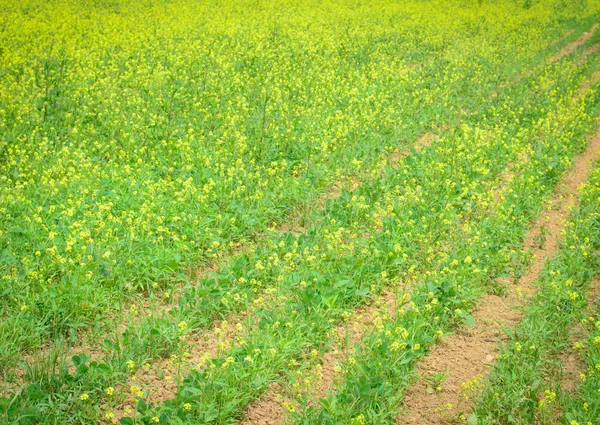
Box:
(576, 65, 600, 98)
(548, 29, 575, 50)
(586, 41, 600, 56)
(576, 42, 600, 66)
(547, 24, 598, 65)
(239, 387, 288, 425)
(397, 98, 600, 424)
(558, 345, 586, 393)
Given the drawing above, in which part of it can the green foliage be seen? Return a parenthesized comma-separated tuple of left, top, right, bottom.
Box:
(1, 0, 600, 424)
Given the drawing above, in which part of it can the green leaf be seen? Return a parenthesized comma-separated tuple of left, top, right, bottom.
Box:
(467, 413, 478, 425)
(251, 376, 267, 390)
(204, 410, 219, 421)
(136, 398, 148, 413)
(463, 314, 477, 327)
(356, 287, 370, 296)
(181, 386, 203, 396)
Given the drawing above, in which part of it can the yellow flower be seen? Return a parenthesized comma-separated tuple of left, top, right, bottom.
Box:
(351, 414, 365, 425)
(221, 356, 235, 369)
(80, 393, 89, 401)
(105, 386, 115, 396)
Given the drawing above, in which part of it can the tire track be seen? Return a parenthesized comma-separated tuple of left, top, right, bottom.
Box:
(491, 23, 597, 98)
(397, 112, 600, 425)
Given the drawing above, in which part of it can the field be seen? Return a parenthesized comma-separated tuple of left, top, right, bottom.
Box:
(2, 0, 600, 424)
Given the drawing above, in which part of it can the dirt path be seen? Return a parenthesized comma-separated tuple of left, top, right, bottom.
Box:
(492, 23, 597, 98)
(397, 114, 600, 425)
(547, 24, 598, 65)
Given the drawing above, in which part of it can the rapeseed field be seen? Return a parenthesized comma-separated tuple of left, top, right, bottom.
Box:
(2, 0, 600, 424)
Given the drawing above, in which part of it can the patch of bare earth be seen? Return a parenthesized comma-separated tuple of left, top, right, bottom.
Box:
(576, 64, 600, 98)
(397, 113, 600, 424)
(575, 42, 600, 66)
(490, 148, 531, 206)
(559, 337, 587, 393)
